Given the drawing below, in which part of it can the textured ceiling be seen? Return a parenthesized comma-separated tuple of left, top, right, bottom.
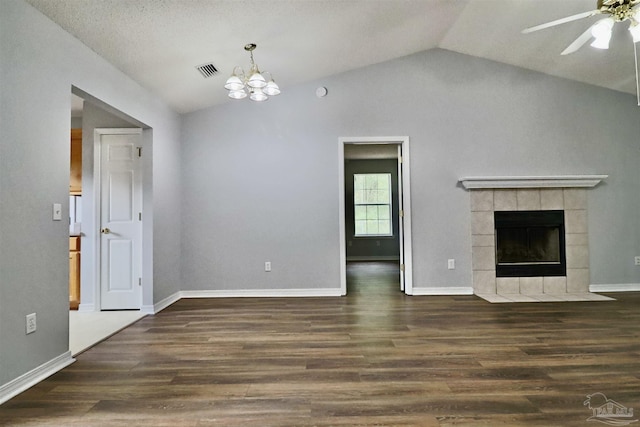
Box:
(27, 0, 639, 114)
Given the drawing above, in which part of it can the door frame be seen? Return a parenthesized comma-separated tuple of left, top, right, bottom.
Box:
(92, 128, 143, 310)
(338, 136, 414, 295)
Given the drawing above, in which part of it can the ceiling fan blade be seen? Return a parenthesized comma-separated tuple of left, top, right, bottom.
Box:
(522, 10, 600, 34)
(560, 25, 596, 55)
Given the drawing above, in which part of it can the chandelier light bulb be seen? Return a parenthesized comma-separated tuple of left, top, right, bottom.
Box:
(247, 72, 267, 89)
(228, 89, 247, 99)
(224, 74, 244, 91)
(263, 80, 281, 96)
(249, 88, 268, 102)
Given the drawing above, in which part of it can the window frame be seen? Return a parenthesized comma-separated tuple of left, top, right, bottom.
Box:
(353, 173, 393, 237)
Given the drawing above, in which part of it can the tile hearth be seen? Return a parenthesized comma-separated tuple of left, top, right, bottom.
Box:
(476, 292, 614, 303)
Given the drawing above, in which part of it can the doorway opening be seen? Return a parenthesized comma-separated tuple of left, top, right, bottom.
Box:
(338, 137, 413, 295)
(68, 88, 151, 354)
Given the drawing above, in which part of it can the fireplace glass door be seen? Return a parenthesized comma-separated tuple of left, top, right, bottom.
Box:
(494, 210, 566, 277)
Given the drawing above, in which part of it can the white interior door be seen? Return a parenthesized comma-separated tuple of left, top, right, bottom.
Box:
(100, 131, 142, 310)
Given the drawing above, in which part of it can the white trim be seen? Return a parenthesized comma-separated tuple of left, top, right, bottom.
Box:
(142, 288, 345, 315)
(590, 283, 640, 292)
(77, 302, 96, 313)
(338, 142, 347, 295)
(400, 139, 413, 294)
(180, 289, 342, 298)
(0, 352, 74, 405)
(143, 291, 182, 314)
(411, 287, 474, 296)
(338, 136, 413, 296)
(459, 175, 607, 189)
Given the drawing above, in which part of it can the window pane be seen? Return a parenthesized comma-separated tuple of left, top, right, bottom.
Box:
(354, 175, 364, 190)
(355, 221, 367, 235)
(365, 174, 377, 189)
(354, 190, 364, 204)
(366, 220, 378, 234)
(378, 175, 389, 189)
(378, 205, 390, 220)
(355, 206, 367, 220)
(366, 205, 377, 219)
(378, 220, 390, 235)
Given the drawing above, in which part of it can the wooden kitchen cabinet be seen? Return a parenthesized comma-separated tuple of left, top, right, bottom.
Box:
(69, 236, 80, 310)
(70, 129, 82, 195)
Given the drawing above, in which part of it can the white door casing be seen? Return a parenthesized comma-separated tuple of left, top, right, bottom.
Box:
(338, 136, 413, 295)
(397, 144, 405, 292)
(98, 129, 142, 310)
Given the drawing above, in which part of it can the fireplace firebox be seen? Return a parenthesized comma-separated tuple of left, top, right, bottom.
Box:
(494, 210, 566, 277)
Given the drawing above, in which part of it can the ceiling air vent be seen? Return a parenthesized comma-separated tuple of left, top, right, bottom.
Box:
(196, 63, 218, 78)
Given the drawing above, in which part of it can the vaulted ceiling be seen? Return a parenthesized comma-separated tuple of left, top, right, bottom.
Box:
(27, 0, 639, 114)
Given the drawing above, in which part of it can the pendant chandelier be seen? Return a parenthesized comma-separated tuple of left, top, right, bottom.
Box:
(224, 43, 280, 101)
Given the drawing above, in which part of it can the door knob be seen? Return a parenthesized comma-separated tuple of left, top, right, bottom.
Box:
(101, 228, 111, 234)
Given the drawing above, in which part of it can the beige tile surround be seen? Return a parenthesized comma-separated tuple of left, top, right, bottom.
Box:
(471, 188, 591, 297)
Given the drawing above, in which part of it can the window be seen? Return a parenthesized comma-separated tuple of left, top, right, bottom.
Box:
(354, 173, 392, 236)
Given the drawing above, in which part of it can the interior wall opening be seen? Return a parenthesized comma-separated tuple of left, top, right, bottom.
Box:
(68, 89, 148, 356)
(339, 138, 413, 296)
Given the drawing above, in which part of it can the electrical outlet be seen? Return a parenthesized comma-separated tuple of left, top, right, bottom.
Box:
(635, 256, 640, 266)
(26, 313, 36, 334)
(448, 259, 455, 270)
(265, 261, 271, 272)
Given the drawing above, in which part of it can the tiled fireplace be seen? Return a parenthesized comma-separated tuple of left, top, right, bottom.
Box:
(460, 176, 608, 302)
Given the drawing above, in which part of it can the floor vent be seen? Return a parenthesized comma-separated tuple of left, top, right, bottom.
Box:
(196, 63, 218, 78)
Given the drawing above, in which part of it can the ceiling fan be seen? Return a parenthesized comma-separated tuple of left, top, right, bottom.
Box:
(522, 0, 640, 55)
(522, 0, 640, 105)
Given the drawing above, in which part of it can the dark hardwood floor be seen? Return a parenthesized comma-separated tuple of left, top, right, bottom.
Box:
(2, 261, 640, 426)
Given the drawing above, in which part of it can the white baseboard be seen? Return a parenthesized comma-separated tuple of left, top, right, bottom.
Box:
(180, 288, 342, 298)
(77, 303, 95, 313)
(143, 292, 182, 314)
(0, 351, 74, 405)
(590, 283, 640, 293)
(144, 288, 342, 315)
(411, 286, 474, 296)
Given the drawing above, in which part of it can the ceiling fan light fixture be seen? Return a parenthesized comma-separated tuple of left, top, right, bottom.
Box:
(590, 17, 615, 49)
(591, 33, 612, 49)
(629, 22, 640, 43)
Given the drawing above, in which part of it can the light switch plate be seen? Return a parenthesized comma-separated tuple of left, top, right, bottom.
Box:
(53, 203, 62, 221)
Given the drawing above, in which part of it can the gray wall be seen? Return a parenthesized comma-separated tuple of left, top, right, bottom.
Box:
(181, 48, 640, 293)
(344, 159, 400, 260)
(0, 0, 181, 389)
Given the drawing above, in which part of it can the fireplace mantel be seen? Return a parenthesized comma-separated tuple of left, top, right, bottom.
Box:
(459, 175, 607, 190)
